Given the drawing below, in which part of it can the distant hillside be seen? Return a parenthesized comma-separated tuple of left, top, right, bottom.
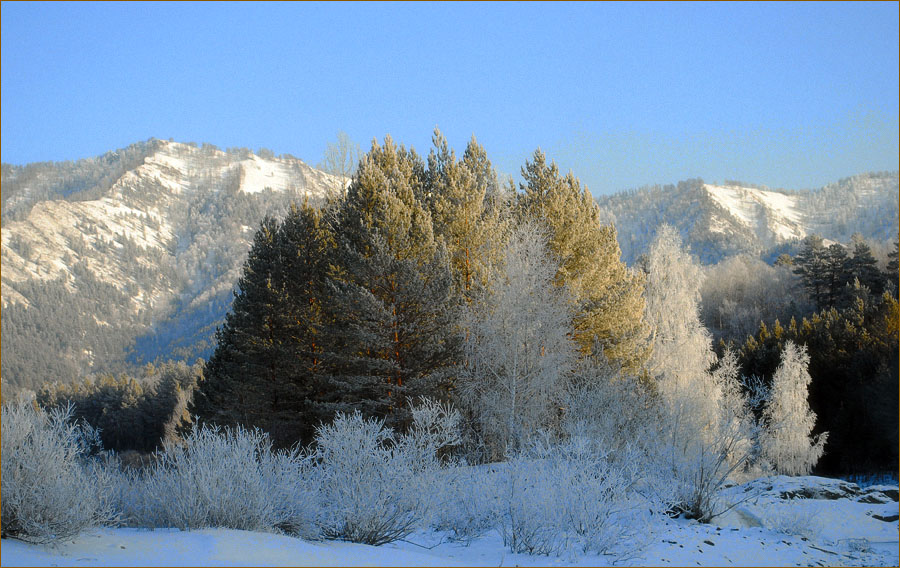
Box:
(597, 173, 899, 265)
(1, 139, 345, 390)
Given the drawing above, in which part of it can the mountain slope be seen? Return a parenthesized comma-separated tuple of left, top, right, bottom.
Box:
(1, 140, 345, 390)
(598, 173, 899, 265)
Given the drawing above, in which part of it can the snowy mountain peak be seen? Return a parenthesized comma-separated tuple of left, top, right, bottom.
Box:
(704, 183, 806, 242)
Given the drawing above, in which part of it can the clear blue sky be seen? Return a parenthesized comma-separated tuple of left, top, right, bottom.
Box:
(2, 1, 898, 195)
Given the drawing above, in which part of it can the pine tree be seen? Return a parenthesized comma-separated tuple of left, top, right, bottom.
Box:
(325, 136, 460, 427)
(846, 234, 883, 296)
(793, 235, 829, 309)
(424, 130, 506, 298)
(761, 341, 827, 475)
(516, 150, 649, 374)
(884, 239, 899, 296)
(193, 215, 283, 435)
(822, 243, 850, 309)
(193, 205, 335, 447)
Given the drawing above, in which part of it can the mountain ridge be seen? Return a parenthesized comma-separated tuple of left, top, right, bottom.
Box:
(597, 172, 899, 264)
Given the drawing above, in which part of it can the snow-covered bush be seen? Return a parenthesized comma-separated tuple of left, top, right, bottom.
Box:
(562, 356, 655, 456)
(763, 503, 822, 540)
(497, 435, 656, 558)
(1, 401, 116, 543)
(120, 422, 315, 535)
(431, 464, 505, 543)
(647, 356, 760, 523)
(313, 398, 460, 546)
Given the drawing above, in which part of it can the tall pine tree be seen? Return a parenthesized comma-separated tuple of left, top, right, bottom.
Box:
(846, 233, 884, 297)
(193, 204, 335, 446)
(424, 130, 507, 299)
(516, 150, 649, 374)
(324, 136, 460, 427)
(793, 235, 829, 309)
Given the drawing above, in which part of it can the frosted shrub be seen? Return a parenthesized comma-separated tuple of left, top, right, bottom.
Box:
(563, 357, 655, 457)
(500, 451, 565, 555)
(1, 401, 115, 543)
(553, 439, 654, 557)
(122, 422, 314, 535)
(498, 435, 655, 558)
(314, 398, 459, 546)
(647, 382, 759, 523)
(431, 464, 504, 543)
(763, 503, 822, 540)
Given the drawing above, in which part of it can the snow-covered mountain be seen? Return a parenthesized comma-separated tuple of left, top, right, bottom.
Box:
(2, 139, 345, 390)
(597, 173, 899, 265)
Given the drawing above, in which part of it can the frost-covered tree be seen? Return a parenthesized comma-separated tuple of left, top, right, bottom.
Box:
(642, 226, 758, 520)
(458, 222, 576, 459)
(762, 341, 827, 475)
(318, 130, 360, 192)
(643, 225, 717, 415)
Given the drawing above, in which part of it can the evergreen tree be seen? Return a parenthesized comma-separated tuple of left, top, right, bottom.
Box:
(193, 205, 334, 447)
(846, 234, 883, 296)
(793, 235, 829, 309)
(325, 136, 460, 427)
(424, 130, 506, 298)
(516, 150, 649, 374)
(761, 341, 827, 475)
(885, 240, 899, 295)
(822, 243, 850, 309)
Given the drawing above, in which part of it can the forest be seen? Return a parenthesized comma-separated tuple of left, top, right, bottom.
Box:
(3, 131, 898, 558)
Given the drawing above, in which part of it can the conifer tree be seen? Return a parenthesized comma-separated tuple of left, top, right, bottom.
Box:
(516, 150, 649, 374)
(822, 243, 850, 309)
(793, 235, 829, 309)
(194, 204, 335, 446)
(846, 234, 884, 296)
(325, 137, 460, 427)
(425, 130, 506, 298)
(762, 341, 827, 475)
(887, 240, 900, 295)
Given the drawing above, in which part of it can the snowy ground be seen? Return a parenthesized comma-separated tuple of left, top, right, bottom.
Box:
(4, 476, 897, 567)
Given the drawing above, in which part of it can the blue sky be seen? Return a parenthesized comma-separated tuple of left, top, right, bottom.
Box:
(2, 1, 897, 195)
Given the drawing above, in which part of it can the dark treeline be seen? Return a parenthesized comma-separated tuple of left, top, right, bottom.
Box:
(35, 361, 202, 453)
